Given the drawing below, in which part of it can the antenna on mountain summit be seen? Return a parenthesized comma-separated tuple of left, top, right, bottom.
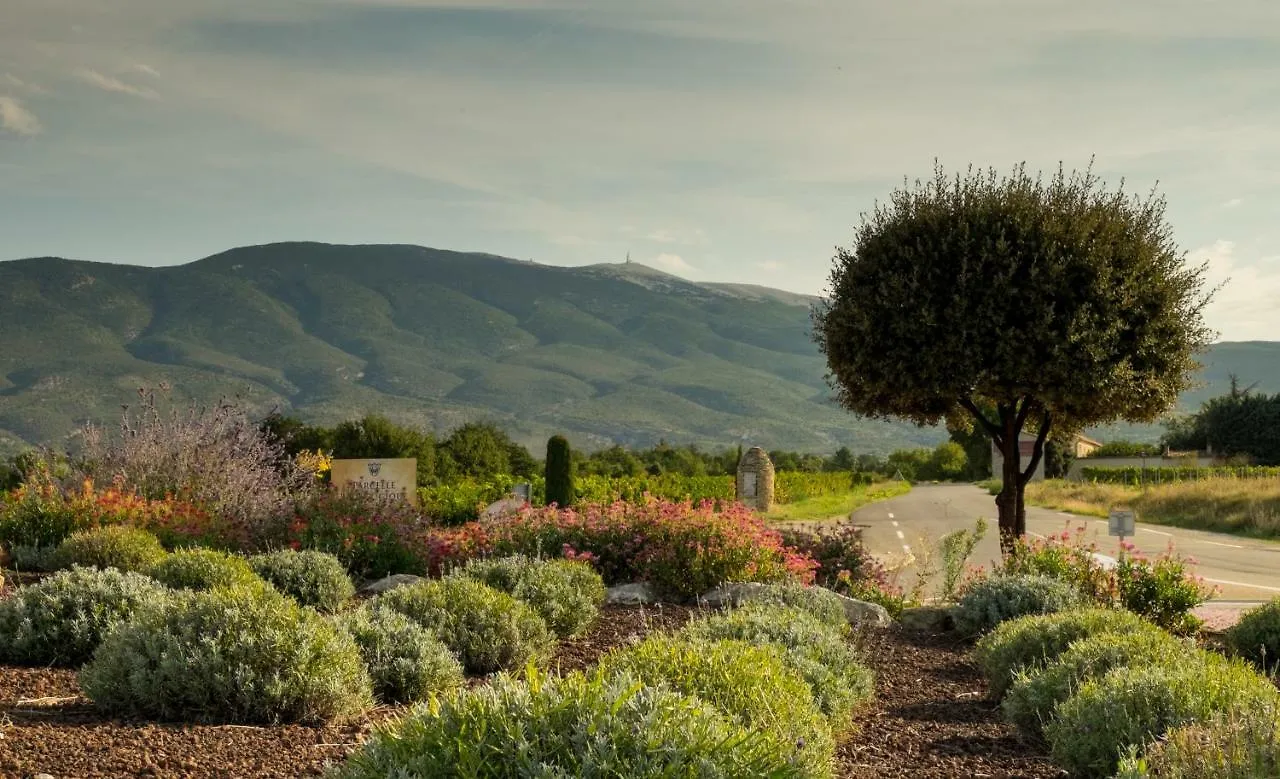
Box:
(625, 252, 631, 264)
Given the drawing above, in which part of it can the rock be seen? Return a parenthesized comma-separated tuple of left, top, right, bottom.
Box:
(833, 592, 893, 628)
(357, 573, 424, 596)
(606, 582, 659, 605)
(899, 605, 956, 632)
(34, 774, 55, 779)
(481, 496, 528, 521)
(697, 582, 771, 608)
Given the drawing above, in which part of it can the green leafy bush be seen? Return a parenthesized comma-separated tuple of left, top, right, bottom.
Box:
(452, 555, 604, 638)
(1115, 706, 1280, 778)
(1114, 551, 1211, 635)
(249, 549, 354, 612)
(81, 586, 372, 724)
(377, 577, 553, 675)
(1226, 598, 1280, 670)
(681, 604, 873, 730)
(953, 575, 1083, 637)
(598, 635, 835, 778)
(336, 605, 464, 704)
(331, 670, 814, 779)
(1002, 629, 1193, 738)
(52, 525, 168, 573)
(717, 582, 851, 630)
(147, 548, 263, 591)
(974, 607, 1154, 698)
(1044, 656, 1280, 778)
(0, 566, 170, 666)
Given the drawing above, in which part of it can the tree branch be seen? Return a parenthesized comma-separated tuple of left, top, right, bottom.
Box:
(959, 396, 1003, 447)
(1020, 409, 1053, 484)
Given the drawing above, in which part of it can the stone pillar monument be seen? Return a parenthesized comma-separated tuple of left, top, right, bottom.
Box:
(735, 446, 775, 512)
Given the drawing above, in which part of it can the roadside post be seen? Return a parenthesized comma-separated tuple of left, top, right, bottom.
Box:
(1108, 507, 1136, 553)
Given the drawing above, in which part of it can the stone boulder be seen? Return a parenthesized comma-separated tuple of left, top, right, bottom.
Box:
(357, 573, 424, 597)
(697, 582, 891, 628)
(898, 605, 956, 632)
(606, 582, 660, 605)
(836, 594, 892, 628)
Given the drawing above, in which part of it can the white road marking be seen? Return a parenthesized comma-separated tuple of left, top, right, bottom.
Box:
(895, 530, 906, 540)
(902, 544, 912, 554)
(1202, 577, 1280, 594)
(1201, 540, 1245, 549)
(891, 520, 899, 527)
(888, 513, 895, 519)
(1139, 527, 1173, 537)
(1059, 512, 1074, 518)
(1028, 531, 1046, 539)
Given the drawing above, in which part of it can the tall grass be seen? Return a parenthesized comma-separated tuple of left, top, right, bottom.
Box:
(1019, 478, 1280, 538)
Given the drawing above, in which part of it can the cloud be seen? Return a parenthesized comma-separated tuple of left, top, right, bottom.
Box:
(1222, 197, 1244, 209)
(3, 73, 47, 94)
(1192, 240, 1280, 341)
(650, 253, 696, 275)
(75, 69, 160, 100)
(130, 63, 161, 78)
(755, 260, 783, 271)
(0, 96, 42, 135)
(645, 227, 708, 245)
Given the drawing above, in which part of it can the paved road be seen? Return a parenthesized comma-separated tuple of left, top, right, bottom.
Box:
(843, 484, 1280, 602)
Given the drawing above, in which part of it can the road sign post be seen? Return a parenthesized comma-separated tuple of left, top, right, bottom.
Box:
(1108, 508, 1136, 547)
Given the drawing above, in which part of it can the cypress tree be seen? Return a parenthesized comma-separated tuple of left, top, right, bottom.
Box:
(545, 435, 574, 507)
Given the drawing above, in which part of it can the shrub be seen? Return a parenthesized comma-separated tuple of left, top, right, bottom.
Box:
(0, 566, 170, 666)
(598, 635, 835, 777)
(545, 435, 574, 508)
(81, 587, 372, 723)
(953, 575, 1083, 636)
(1044, 655, 1280, 778)
(1226, 598, 1280, 670)
(1114, 547, 1212, 635)
(52, 525, 168, 573)
(452, 555, 604, 638)
(147, 548, 264, 591)
(419, 499, 818, 601)
(1003, 629, 1194, 738)
(775, 521, 893, 603)
(249, 549, 354, 612)
(336, 605, 464, 704)
(713, 582, 851, 631)
(332, 670, 814, 779)
(974, 607, 1154, 698)
(681, 604, 873, 729)
(376, 577, 553, 675)
(288, 487, 426, 578)
(1115, 706, 1280, 778)
(78, 390, 319, 548)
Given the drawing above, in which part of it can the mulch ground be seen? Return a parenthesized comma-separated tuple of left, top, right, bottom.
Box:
(0, 601, 1059, 778)
(839, 626, 1064, 779)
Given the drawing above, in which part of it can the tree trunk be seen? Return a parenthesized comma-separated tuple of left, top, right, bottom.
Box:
(997, 423, 1021, 555)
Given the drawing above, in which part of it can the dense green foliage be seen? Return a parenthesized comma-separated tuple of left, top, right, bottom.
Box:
(147, 548, 264, 592)
(953, 575, 1083, 636)
(1082, 465, 1280, 485)
(599, 635, 835, 777)
(0, 566, 170, 666)
(451, 555, 605, 638)
(1044, 657, 1280, 778)
(1088, 440, 1163, 457)
(376, 578, 553, 674)
(813, 163, 1212, 540)
(336, 605, 464, 704)
(52, 525, 168, 573)
(974, 608, 1155, 698)
(248, 549, 355, 612)
(544, 435, 574, 507)
(1164, 380, 1280, 465)
(1115, 711, 1280, 779)
(681, 604, 873, 728)
(81, 587, 373, 723)
(1002, 630, 1194, 738)
(1226, 598, 1280, 670)
(332, 670, 815, 779)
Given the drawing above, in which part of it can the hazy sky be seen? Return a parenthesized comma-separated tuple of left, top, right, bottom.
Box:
(2, 1, 1278, 340)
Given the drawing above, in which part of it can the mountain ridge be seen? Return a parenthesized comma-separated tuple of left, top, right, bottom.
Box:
(1, 242, 1276, 458)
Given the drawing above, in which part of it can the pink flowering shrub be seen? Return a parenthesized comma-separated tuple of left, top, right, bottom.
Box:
(287, 488, 428, 579)
(417, 499, 817, 600)
(1001, 523, 1214, 635)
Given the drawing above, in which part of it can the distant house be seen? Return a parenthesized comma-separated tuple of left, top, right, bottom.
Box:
(990, 432, 1101, 482)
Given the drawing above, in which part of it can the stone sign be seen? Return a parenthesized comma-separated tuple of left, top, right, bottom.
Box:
(331, 458, 417, 505)
(735, 447, 775, 512)
(1108, 508, 1136, 539)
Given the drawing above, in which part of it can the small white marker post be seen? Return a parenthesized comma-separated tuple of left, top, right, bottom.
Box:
(1108, 508, 1136, 553)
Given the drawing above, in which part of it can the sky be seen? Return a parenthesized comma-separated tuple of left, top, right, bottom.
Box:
(2, 0, 1279, 341)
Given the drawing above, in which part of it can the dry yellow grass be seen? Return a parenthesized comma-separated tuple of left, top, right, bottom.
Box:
(1021, 478, 1280, 538)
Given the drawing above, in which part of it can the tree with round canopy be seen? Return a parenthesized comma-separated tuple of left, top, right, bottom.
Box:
(812, 162, 1214, 547)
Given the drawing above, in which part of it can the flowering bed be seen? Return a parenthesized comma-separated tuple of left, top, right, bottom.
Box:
(416, 499, 817, 600)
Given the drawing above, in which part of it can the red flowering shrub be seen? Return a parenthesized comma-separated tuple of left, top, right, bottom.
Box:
(416, 499, 816, 600)
(287, 488, 428, 579)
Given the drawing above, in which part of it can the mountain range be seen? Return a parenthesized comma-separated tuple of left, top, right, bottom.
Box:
(1, 242, 1276, 459)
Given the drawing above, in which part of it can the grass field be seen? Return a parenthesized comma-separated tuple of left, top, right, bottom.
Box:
(764, 480, 911, 522)
(988, 478, 1280, 538)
